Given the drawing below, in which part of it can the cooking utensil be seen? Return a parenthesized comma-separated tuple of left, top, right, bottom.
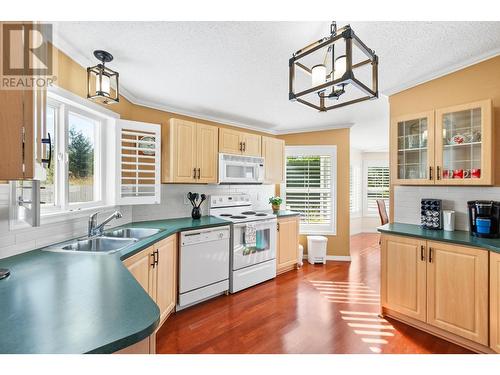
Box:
(197, 194, 207, 208)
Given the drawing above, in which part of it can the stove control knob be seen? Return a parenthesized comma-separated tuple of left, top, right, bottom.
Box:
(218, 232, 224, 239)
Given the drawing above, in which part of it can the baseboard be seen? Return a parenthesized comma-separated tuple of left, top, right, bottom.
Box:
(326, 255, 352, 262)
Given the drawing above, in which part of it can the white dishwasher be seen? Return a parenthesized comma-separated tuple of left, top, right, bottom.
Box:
(177, 225, 231, 310)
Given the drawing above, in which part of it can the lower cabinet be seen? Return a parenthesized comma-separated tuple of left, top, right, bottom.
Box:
(426, 241, 488, 345)
(381, 235, 427, 322)
(123, 234, 178, 330)
(276, 216, 299, 274)
(381, 234, 489, 349)
(490, 252, 500, 353)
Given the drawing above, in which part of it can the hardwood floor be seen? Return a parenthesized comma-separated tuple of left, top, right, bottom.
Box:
(156, 233, 472, 354)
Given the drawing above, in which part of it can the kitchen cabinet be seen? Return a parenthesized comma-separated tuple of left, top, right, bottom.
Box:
(123, 234, 178, 329)
(381, 234, 489, 348)
(276, 216, 299, 274)
(490, 252, 500, 353)
(435, 100, 493, 185)
(391, 99, 493, 186)
(154, 235, 177, 325)
(391, 111, 435, 185)
(162, 118, 218, 183)
(381, 234, 427, 322)
(219, 128, 262, 157)
(426, 241, 488, 345)
(262, 136, 285, 183)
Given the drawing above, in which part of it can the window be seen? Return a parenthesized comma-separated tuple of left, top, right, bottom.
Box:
(349, 165, 362, 216)
(364, 162, 390, 216)
(40, 94, 104, 214)
(285, 146, 336, 234)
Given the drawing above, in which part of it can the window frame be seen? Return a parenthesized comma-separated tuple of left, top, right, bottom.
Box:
(41, 93, 106, 215)
(363, 160, 390, 217)
(284, 145, 337, 235)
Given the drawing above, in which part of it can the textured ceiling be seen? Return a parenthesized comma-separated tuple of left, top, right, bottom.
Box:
(52, 22, 500, 151)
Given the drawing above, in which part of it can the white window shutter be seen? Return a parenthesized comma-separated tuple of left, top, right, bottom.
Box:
(115, 119, 161, 205)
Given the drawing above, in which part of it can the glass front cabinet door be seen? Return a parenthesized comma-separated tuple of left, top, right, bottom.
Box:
(435, 100, 492, 185)
(391, 111, 435, 185)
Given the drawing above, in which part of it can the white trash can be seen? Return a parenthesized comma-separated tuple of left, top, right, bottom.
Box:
(307, 235, 328, 265)
(297, 244, 304, 267)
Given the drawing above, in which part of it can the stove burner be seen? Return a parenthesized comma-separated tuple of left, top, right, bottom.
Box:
(241, 211, 256, 215)
(255, 213, 267, 216)
(220, 214, 233, 217)
(230, 215, 247, 219)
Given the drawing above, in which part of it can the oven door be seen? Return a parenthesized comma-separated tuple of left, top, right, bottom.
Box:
(232, 219, 277, 270)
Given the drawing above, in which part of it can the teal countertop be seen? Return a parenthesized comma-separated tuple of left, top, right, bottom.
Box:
(260, 210, 301, 218)
(378, 222, 500, 253)
(0, 215, 230, 354)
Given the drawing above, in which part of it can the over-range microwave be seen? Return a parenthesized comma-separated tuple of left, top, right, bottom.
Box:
(218, 153, 264, 184)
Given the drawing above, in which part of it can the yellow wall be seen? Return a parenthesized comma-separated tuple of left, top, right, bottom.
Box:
(389, 55, 500, 219)
(278, 128, 351, 257)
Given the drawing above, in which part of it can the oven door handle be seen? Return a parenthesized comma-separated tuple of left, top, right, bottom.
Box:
(233, 219, 277, 229)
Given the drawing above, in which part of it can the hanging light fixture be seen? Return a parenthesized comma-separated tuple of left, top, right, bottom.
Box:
(289, 21, 378, 112)
(87, 50, 120, 104)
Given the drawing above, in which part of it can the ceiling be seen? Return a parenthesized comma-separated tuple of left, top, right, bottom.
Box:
(52, 22, 500, 151)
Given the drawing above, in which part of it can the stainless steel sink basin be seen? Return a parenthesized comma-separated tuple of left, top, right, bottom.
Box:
(60, 237, 137, 253)
(103, 227, 161, 240)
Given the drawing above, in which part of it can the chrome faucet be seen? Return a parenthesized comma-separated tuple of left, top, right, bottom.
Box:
(88, 210, 123, 237)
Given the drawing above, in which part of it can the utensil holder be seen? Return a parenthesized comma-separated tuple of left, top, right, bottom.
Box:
(191, 207, 201, 220)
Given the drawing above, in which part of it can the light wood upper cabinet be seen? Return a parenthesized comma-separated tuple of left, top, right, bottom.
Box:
(262, 136, 285, 184)
(391, 111, 435, 185)
(381, 234, 427, 322)
(123, 234, 178, 330)
(391, 99, 493, 186)
(434, 99, 493, 185)
(426, 241, 488, 345)
(219, 128, 262, 156)
(277, 216, 299, 274)
(242, 132, 262, 156)
(154, 235, 177, 325)
(196, 124, 219, 183)
(162, 118, 218, 183)
(490, 252, 500, 353)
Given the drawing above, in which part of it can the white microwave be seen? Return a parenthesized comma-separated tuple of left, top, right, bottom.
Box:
(218, 153, 264, 184)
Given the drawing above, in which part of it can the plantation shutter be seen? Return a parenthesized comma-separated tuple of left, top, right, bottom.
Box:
(365, 166, 390, 214)
(285, 148, 336, 233)
(116, 120, 161, 205)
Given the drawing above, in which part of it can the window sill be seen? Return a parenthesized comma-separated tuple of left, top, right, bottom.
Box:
(41, 204, 122, 225)
(299, 231, 337, 236)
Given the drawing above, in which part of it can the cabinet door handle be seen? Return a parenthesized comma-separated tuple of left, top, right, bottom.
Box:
(420, 245, 425, 261)
(193, 168, 197, 179)
(429, 247, 433, 263)
(436, 166, 441, 180)
(243, 142, 246, 152)
(277, 222, 280, 232)
(151, 252, 156, 268)
(429, 166, 432, 180)
(41, 132, 52, 169)
(197, 168, 201, 179)
(154, 249, 159, 266)
(239, 142, 242, 152)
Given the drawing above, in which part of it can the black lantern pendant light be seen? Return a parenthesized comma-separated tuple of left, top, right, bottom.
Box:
(289, 21, 378, 112)
(87, 50, 120, 105)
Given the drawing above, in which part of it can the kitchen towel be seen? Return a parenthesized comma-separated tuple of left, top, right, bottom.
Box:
(244, 223, 257, 247)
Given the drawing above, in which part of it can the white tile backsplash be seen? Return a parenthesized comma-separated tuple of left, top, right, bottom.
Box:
(132, 184, 276, 222)
(0, 183, 276, 259)
(394, 185, 500, 231)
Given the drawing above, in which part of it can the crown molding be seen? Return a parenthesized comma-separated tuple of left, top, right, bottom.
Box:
(383, 49, 500, 96)
(275, 122, 354, 135)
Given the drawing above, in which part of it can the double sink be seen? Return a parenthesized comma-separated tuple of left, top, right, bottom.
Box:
(46, 227, 162, 254)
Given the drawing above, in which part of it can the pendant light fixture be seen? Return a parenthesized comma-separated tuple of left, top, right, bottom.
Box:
(289, 21, 378, 112)
(87, 50, 120, 105)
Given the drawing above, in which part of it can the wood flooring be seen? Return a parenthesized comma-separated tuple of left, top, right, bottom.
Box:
(156, 233, 472, 354)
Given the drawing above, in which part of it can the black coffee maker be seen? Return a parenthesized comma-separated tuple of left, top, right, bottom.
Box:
(467, 201, 500, 238)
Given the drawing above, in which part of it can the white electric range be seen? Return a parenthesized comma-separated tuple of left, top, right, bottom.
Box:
(209, 194, 277, 293)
